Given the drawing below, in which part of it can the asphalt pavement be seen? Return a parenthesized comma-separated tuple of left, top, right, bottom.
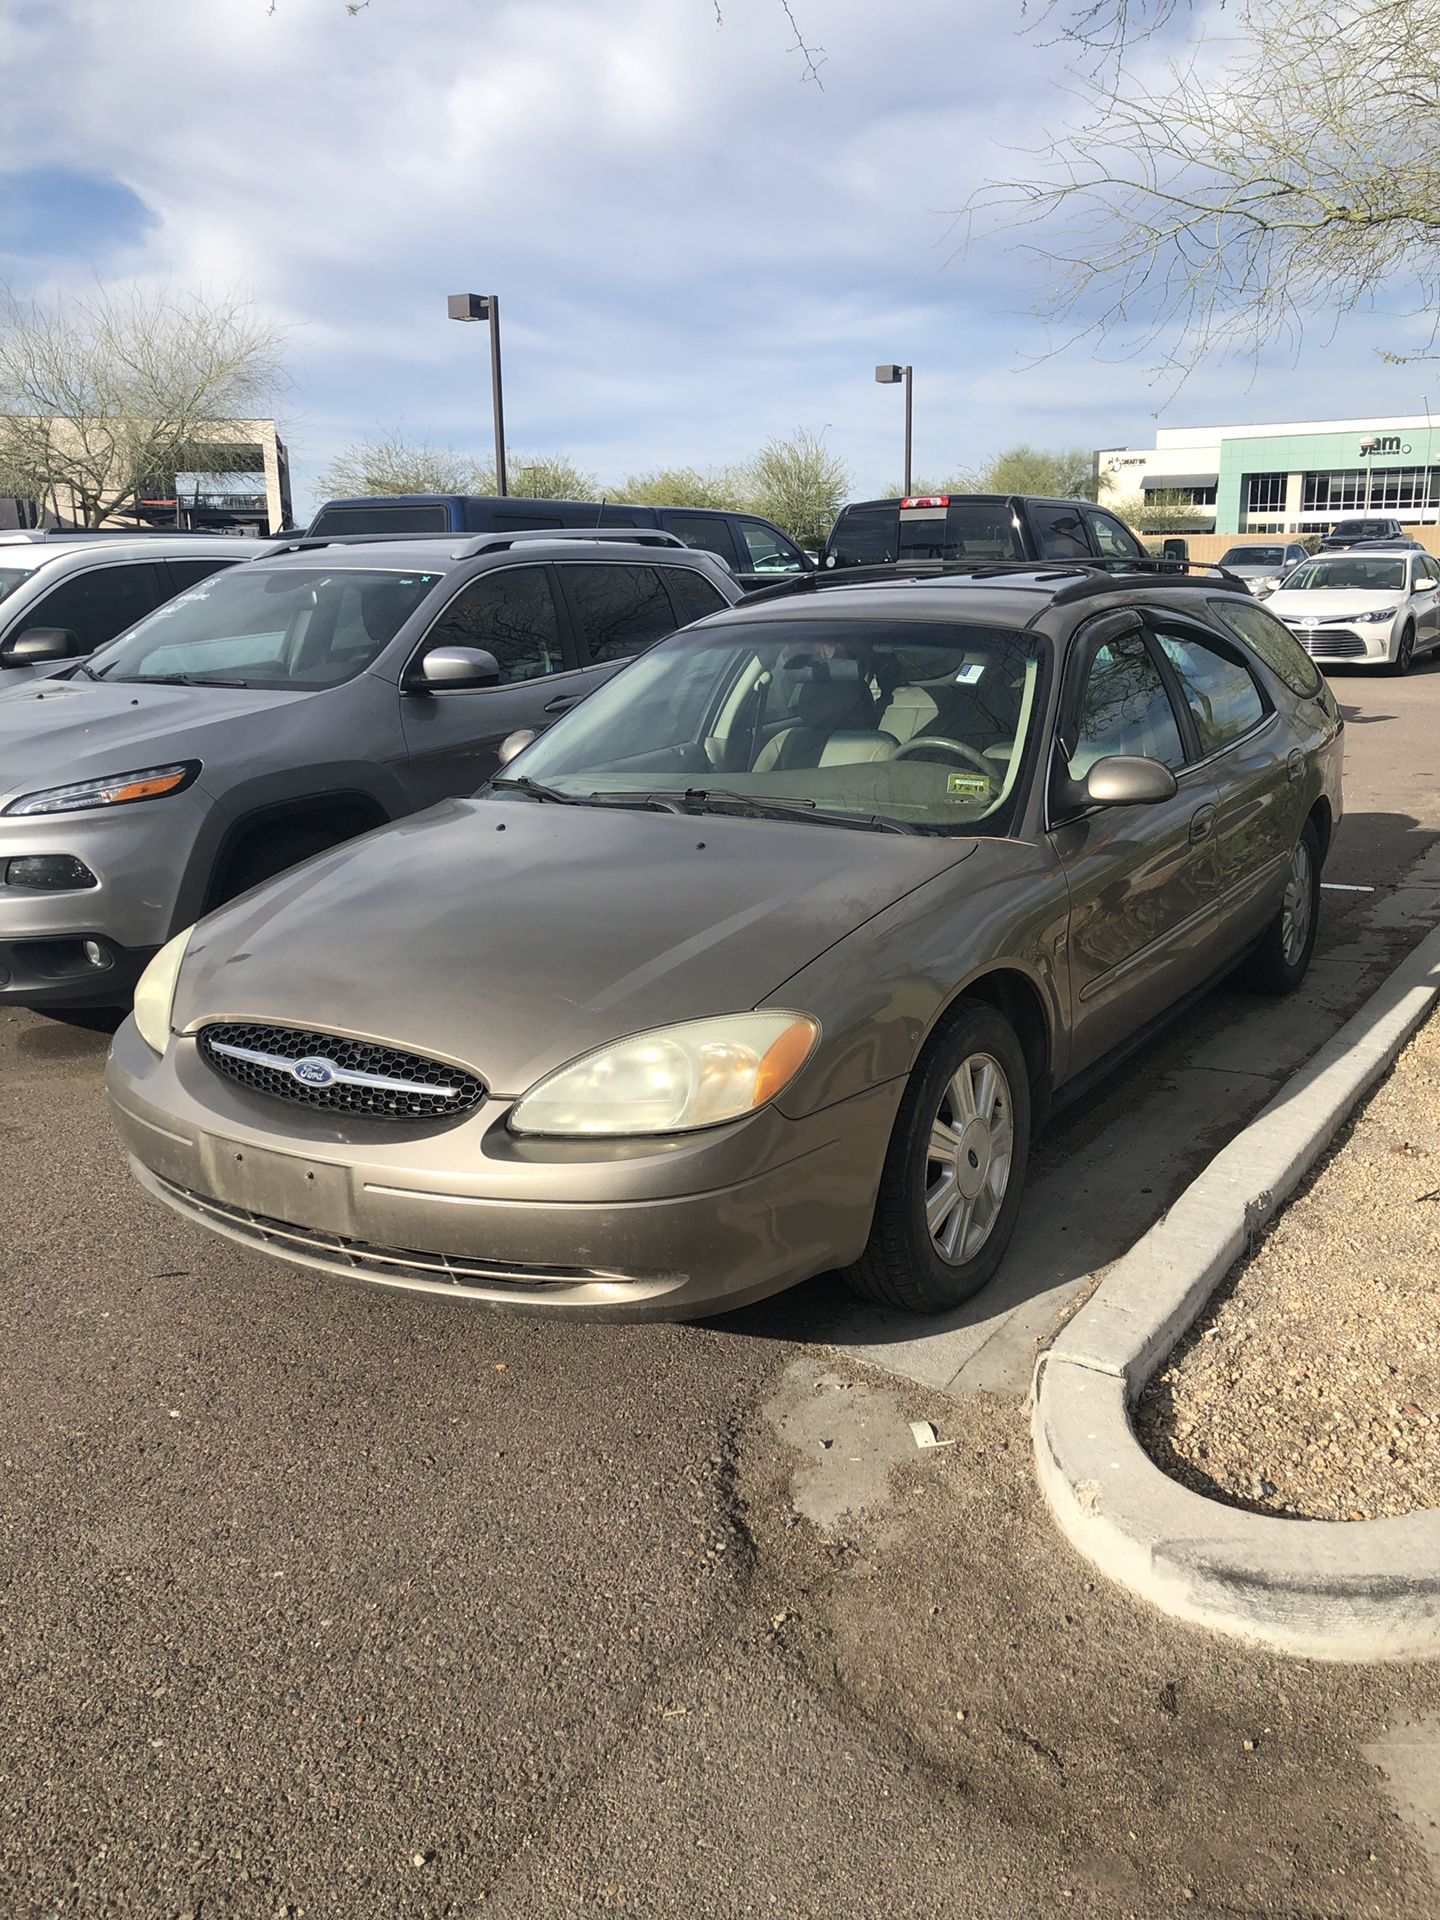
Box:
(4, 664, 1440, 1918)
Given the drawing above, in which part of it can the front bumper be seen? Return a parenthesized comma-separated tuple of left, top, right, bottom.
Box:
(0, 790, 206, 1004)
(107, 1017, 903, 1320)
(1285, 621, 1395, 663)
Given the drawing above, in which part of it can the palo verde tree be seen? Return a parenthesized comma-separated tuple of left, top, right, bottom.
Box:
(0, 283, 287, 526)
(314, 430, 476, 499)
(966, 0, 1440, 374)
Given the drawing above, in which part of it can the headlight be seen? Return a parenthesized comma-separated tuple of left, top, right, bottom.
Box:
(132, 925, 194, 1055)
(509, 1012, 820, 1137)
(3, 761, 199, 817)
(1254, 577, 1279, 596)
(1354, 605, 1398, 624)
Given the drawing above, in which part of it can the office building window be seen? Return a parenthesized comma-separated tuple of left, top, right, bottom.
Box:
(1303, 467, 1439, 513)
(1244, 472, 1287, 514)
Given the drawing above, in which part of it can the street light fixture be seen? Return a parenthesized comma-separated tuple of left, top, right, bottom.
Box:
(448, 292, 507, 497)
(876, 363, 913, 497)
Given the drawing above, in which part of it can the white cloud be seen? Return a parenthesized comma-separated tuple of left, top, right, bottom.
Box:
(0, 0, 1429, 510)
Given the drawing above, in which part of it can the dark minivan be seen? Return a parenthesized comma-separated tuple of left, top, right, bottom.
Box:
(822, 494, 1146, 570)
(307, 494, 815, 590)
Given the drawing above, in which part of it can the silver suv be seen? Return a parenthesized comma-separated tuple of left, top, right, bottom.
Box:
(0, 532, 275, 684)
(0, 529, 740, 1010)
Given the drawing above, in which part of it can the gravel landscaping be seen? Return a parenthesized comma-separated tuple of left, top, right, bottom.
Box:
(1137, 1006, 1440, 1523)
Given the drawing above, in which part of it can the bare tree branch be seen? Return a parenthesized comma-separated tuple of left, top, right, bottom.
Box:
(962, 0, 1440, 380)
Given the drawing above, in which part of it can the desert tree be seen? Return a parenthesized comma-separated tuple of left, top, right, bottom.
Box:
(314, 430, 476, 499)
(0, 283, 287, 526)
(618, 464, 747, 510)
(964, 0, 1440, 374)
(739, 428, 850, 546)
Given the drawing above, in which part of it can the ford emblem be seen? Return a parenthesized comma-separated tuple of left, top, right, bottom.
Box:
(291, 1056, 338, 1087)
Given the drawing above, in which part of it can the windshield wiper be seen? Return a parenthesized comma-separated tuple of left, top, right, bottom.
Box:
(489, 774, 589, 805)
(120, 672, 254, 688)
(662, 789, 918, 835)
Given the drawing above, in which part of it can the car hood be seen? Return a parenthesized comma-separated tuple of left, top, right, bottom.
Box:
(1267, 588, 1404, 618)
(173, 797, 974, 1094)
(0, 677, 314, 803)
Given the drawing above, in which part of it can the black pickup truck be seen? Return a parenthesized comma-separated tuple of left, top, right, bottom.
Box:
(821, 493, 1146, 569)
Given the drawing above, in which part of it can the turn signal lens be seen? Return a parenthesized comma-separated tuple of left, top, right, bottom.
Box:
(509, 1012, 820, 1137)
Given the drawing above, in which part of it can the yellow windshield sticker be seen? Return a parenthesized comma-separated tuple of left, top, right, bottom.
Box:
(946, 772, 991, 798)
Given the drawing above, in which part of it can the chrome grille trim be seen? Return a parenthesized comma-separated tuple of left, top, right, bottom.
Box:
(198, 1021, 486, 1119)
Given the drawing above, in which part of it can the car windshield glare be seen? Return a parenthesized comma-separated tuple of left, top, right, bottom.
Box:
(1284, 559, 1407, 593)
(86, 565, 439, 689)
(498, 616, 1046, 834)
(1219, 547, 1283, 569)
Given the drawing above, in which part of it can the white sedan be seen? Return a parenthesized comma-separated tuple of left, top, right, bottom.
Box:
(1266, 547, 1440, 674)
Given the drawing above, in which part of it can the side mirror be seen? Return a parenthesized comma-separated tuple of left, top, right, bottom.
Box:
(497, 728, 538, 767)
(410, 645, 501, 692)
(4, 626, 82, 665)
(1084, 754, 1178, 806)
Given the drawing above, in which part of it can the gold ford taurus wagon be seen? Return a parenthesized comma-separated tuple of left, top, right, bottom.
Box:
(107, 562, 1343, 1320)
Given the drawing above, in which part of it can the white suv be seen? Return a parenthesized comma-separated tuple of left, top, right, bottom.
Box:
(0, 533, 275, 686)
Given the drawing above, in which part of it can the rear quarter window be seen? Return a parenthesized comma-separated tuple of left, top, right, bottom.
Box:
(1207, 597, 1323, 697)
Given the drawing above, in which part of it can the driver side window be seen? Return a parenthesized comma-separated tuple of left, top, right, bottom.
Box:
(1068, 634, 1185, 779)
(419, 566, 564, 683)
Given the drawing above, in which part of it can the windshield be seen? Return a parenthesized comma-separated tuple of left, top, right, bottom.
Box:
(1283, 558, 1408, 593)
(1219, 546, 1285, 569)
(1332, 520, 1391, 538)
(85, 565, 439, 688)
(501, 616, 1047, 835)
(825, 500, 1025, 569)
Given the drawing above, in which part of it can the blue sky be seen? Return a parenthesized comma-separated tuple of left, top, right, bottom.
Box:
(0, 0, 1429, 511)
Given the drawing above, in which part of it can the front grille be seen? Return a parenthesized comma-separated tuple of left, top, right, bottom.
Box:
(198, 1021, 486, 1119)
(1291, 627, 1366, 659)
(149, 1173, 611, 1292)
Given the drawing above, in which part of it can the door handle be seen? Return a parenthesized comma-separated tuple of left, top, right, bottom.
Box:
(1189, 805, 1216, 844)
(543, 695, 577, 714)
(1286, 748, 1305, 785)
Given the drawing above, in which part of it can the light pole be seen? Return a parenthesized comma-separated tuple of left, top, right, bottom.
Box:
(448, 292, 507, 497)
(876, 363, 913, 496)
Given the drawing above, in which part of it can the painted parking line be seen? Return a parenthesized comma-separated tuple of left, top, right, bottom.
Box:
(1322, 882, 1376, 891)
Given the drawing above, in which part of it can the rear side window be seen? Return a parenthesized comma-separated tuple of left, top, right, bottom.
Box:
(665, 568, 730, 624)
(1085, 509, 1144, 558)
(165, 557, 239, 593)
(310, 503, 451, 535)
(1152, 627, 1267, 754)
(659, 512, 740, 566)
(1207, 598, 1323, 697)
(941, 500, 1025, 561)
(1031, 504, 1092, 561)
(565, 563, 678, 663)
(825, 504, 897, 567)
(489, 507, 564, 529)
(21, 562, 167, 652)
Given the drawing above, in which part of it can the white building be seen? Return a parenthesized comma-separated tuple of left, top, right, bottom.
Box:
(1096, 414, 1440, 536)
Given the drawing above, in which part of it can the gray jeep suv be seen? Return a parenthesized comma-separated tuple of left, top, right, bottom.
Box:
(0, 529, 739, 1008)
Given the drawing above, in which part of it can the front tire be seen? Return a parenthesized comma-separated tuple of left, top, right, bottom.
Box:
(1388, 621, 1416, 675)
(1245, 819, 1320, 995)
(843, 1001, 1031, 1314)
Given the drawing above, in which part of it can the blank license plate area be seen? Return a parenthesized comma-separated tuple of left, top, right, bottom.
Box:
(201, 1135, 354, 1235)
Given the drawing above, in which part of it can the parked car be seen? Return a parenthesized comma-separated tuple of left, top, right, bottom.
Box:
(1215, 541, 1310, 597)
(821, 494, 1147, 571)
(0, 532, 275, 686)
(306, 493, 814, 590)
(1318, 516, 1421, 552)
(107, 558, 1341, 1322)
(0, 529, 740, 1010)
(1265, 547, 1440, 673)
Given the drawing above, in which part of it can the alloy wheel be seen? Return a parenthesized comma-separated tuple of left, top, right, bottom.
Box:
(1280, 839, 1314, 969)
(924, 1051, 1014, 1265)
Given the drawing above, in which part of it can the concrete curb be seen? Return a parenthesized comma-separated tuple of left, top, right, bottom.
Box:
(1032, 920, 1440, 1661)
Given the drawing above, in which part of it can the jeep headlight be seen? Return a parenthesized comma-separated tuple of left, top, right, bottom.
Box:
(132, 925, 194, 1055)
(4, 761, 200, 816)
(509, 1012, 820, 1137)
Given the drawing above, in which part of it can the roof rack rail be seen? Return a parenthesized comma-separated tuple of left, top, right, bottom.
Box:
(740, 554, 1253, 608)
(448, 527, 689, 559)
(1048, 557, 1252, 601)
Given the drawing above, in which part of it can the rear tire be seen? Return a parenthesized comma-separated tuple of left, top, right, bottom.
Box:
(843, 1001, 1031, 1314)
(1244, 819, 1320, 995)
(216, 823, 341, 905)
